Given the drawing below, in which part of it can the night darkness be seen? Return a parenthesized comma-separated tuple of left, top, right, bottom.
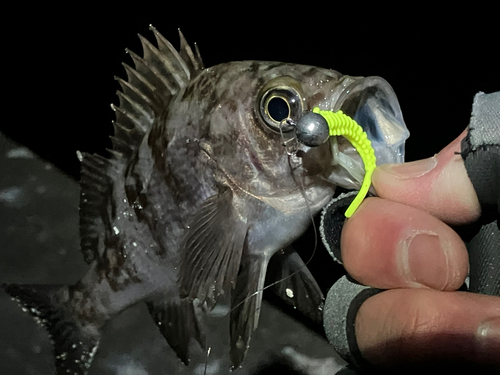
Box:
(3, 7, 498, 180)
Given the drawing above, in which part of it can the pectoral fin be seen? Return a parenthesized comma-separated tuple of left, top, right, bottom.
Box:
(179, 188, 248, 309)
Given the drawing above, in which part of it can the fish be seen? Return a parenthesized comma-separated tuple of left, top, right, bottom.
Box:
(1, 26, 409, 374)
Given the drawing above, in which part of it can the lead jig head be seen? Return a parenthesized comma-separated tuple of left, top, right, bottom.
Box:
(295, 112, 330, 147)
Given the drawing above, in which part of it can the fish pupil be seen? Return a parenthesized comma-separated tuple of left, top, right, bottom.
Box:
(268, 97, 290, 122)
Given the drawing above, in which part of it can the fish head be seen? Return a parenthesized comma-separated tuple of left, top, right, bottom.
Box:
(167, 61, 408, 212)
(177, 62, 346, 213)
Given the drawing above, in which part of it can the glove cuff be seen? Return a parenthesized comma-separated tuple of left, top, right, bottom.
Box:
(323, 276, 382, 368)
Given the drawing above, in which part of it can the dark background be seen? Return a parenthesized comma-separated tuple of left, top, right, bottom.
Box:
(2, 6, 498, 180)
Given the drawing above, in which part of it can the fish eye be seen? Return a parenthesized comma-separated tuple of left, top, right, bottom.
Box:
(267, 96, 290, 123)
(258, 78, 303, 132)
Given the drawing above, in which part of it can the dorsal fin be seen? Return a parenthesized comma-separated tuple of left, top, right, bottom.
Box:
(178, 29, 205, 73)
(79, 152, 120, 264)
(111, 26, 204, 159)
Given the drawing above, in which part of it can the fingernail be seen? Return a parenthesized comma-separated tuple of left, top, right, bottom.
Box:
(379, 157, 438, 179)
(399, 230, 449, 289)
(477, 316, 500, 350)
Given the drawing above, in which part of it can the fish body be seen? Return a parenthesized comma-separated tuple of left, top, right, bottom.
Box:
(2, 27, 409, 374)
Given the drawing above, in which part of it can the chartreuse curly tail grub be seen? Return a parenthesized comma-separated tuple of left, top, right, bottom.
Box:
(312, 107, 377, 218)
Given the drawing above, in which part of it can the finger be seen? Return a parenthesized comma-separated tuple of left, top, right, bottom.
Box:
(372, 129, 481, 225)
(341, 197, 469, 290)
(355, 289, 500, 369)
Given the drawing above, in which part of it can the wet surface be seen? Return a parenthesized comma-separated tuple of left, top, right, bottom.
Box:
(0, 133, 346, 374)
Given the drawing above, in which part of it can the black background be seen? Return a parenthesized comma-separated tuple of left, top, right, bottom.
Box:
(2, 6, 498, 180)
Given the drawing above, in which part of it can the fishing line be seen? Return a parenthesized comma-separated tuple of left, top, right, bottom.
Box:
(202, 119, 321, 374)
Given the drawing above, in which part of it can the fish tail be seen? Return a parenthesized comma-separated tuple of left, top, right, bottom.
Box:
(2, 283, 102, 375)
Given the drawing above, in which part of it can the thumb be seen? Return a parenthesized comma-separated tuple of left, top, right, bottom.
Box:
(372, 129, 481, 225)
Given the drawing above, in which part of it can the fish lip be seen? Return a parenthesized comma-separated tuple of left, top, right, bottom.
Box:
(314, 75, 410, 191)
(332, 75, 410, 165)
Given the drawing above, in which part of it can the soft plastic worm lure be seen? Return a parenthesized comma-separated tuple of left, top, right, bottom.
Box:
(297, 108, 377, 217)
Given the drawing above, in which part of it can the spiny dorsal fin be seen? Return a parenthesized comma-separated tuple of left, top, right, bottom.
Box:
(111, 27, 203, 159)
(79, 152, 120, 264)
(194, 43, 205, 70)
(178, 29, 205, 73)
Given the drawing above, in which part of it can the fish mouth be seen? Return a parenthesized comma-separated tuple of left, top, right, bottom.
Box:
(325, 76, 410, 189)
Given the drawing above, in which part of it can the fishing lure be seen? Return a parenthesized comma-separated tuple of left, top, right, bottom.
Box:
(294, 108, 377, 217)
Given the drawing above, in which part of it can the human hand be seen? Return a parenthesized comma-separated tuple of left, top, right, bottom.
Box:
(340, 130, 500, 371)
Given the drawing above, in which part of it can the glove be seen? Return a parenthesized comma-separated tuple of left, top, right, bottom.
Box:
(321, 91, 500, 372)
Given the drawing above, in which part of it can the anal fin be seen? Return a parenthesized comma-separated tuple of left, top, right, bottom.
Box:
(147, 295, 205, 365)
(229, 253, 269, 369)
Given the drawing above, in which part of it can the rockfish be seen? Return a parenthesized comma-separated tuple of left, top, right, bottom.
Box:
(2, 26, 409, 374)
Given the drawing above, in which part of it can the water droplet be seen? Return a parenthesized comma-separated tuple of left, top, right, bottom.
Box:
(236, 336, 244, 349)
(76, 150, 83, 162)
(35, 185, 47, 195)
(285, 288, 294, 298)
(113, 226, 120, 235)
(0, 186, 22, 205)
